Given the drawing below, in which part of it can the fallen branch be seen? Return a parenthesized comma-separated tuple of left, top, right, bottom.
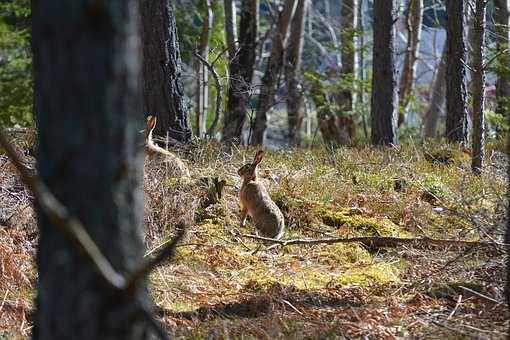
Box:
(194, 52, 223, 139)
(242, 234, 506, 252)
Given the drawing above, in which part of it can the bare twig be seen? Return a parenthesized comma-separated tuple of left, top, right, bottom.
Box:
(194, 52, 223, 139)
(125, 225, 186, 294)
(458, 286, 502, 304)
(242, 234, 506, 252)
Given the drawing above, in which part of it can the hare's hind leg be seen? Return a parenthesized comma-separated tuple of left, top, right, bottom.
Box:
(240, 206, 248, 227)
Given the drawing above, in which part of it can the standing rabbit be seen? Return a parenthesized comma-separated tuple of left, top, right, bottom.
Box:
(238, 150, 285, 239)
(145, 115, 190, 177)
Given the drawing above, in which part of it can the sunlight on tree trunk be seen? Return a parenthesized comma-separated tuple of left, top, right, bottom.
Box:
(423, 49, 447, 139)
(494, 0, 510, 120)
(196, 0, 214, 138)
(398, 0, 423, 127)
(252, 0, 297, 145)
(140, 0, 192, 143)
(471, 0, 486, 174)
(285, 0, 308, 146)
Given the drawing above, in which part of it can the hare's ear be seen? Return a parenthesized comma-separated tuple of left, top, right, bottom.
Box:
(253, 150, 264, 165)
(146, 115, 157, 131)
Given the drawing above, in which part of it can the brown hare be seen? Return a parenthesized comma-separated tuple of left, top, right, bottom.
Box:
(238, 150, 285, 239)
(145, 115, 190, 177)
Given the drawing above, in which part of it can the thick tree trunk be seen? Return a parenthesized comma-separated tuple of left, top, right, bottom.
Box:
(398, 0, 423, 126)
(371, 0, 399, 146)
(222, 0, 259, 145)
(196, 0, 214, 138)
(251, 0, 297, 145)
(494, 0, 510, 119)
(423, 49, 447, 138)
(140, 0, 192, 143)
(445, 0, 468, 144)
(285, 0, 308, 146)
(471, 0, 486, 174)
(32, 1, 148, 339)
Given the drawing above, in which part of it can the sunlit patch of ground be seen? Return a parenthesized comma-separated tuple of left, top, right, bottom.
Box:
(1, 139, 508, 338)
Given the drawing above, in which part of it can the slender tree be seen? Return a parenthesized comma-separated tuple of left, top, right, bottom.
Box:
(494, 0, 510, 120)
(445, 0, 468, 144)
(371, 0, 399, 145)
(32, 0, 149, 338)
(423, 48, 447, 138)
(398, 0, 423, 126)
(222, 0, 259, 145)
(471, 0, 487, 174)
(196, 0, 214, 138)
(140, 0, 192, 142)
(339, 0, 358, 112)
(285, 0, 308, 146)
(252, 0, 297, 145)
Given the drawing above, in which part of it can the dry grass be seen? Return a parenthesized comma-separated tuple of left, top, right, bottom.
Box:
(0, 139, 508, 339)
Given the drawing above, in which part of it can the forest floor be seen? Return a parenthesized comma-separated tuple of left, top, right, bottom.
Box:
(0, 135, 508, 339)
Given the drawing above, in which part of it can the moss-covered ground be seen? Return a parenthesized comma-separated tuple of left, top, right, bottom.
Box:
(0, 140, 508, 338)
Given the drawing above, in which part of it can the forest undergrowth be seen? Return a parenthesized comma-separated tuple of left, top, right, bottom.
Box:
(0, 135, 508, 339)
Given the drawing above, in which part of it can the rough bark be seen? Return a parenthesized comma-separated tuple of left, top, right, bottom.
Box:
(140, 0, 192, 142)
(494, 0, 510, 119)
(222, 0, 259, 145)
(251, 0, 297, 145)
(471, 0, 486, 174)
(371, 0, 399, 146)
(398, 0, 423, 126)
(445, 0, 468, 144)
(285, 0, 308, 146)
(32, 1, 148, 339)
(196, 0, 214, 138)
(423, 48, 447, 138)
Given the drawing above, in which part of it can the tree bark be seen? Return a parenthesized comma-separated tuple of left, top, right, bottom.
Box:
(398, 0, 423, 126)
(32, 1, 148, 339)
(196, 0, 214, 138)
(471, 0, 486, 174)
(140, 0, 192, 143)
(222, 0, 259, 145)
(423, 48, 447, 139)
(494, 0, 510, 119)
(285, 0, 308, 146)
(445, 0, 468, 144)
(371, 0, 399, 146)
(251, 0, 297, 145)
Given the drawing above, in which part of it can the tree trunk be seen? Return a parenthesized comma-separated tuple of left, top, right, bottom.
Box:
(140, 0, 192, 143)
(471, 0, 486, 174)
(339, 0, 358, 113)
(222, 0, 259, 145)
(251, 0, 297, 145)
(371, 0, 399, 146)
(423, 48, 447, 138)
(32, 1, 148, 339)
(494, 0, 510, 119)
(333, 0, 358, 144)
(398, 0, 423, 126)
(285, 0, 308, 146)
(196, 0, 214, 138)
(445, 0, 468, 144)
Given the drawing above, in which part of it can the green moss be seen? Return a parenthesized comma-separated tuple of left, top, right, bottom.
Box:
(318, 207, 402, 237)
